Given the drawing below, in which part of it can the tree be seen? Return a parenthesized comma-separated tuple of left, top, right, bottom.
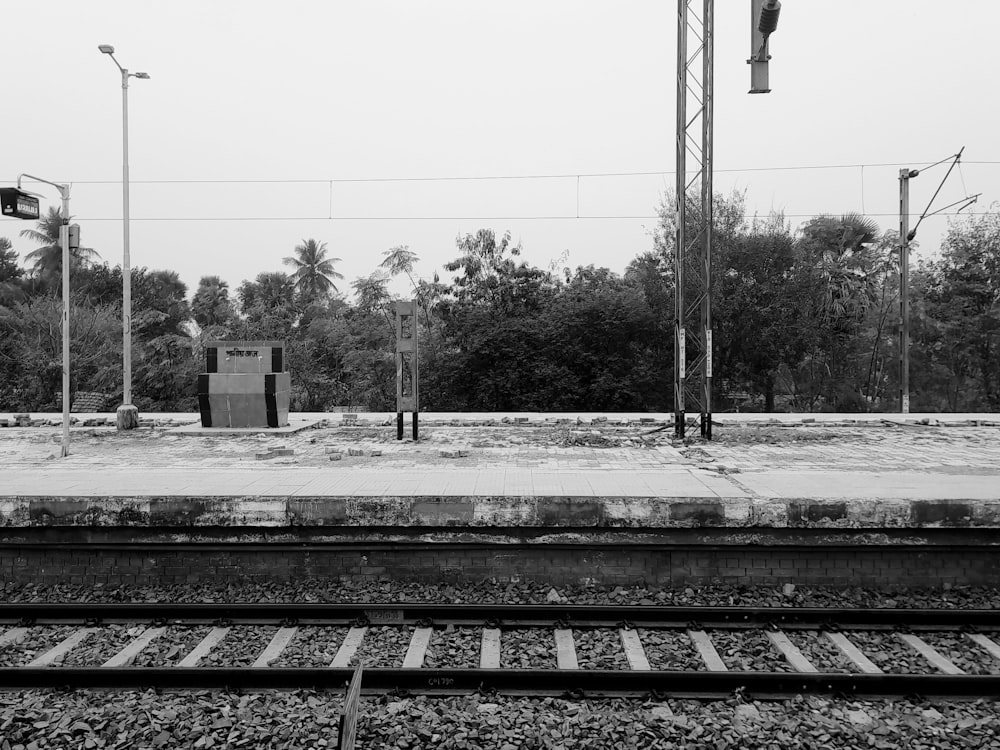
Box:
(283, 239, 343, 302)
(0, 295, 119, 410)
(124, 269, 196, 411)
(913, 210, 1000, 409)
(351, 272, 393, 330)
(19, 207, 99, 286)
(797, 212, 882, 324)
(444, 229, 548, 313)
(541, 266, 663, 410)
(140, 270, 190, 336)
(191, 275, 237, 330)
(712, 212, 800, 411)
(380, 245, 419, 289)
(787, 213, 891, 411)
(0, 238, 20, 281)
(235, 272, 297, 340)
(237, 271, 296, 314)
(0, 237, 24, 306)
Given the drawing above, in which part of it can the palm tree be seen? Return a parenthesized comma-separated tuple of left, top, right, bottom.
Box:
(283, 239, 343, 302)
(237, 271, 295, 313)
(19, 207, 99, 285)
(191, 275, 235, 329)
(798, 213, 882, 322)
(144, 270, 190, 336)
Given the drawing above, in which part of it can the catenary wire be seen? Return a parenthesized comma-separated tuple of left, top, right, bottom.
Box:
(68, 212, 992, 222)
(5, 161, 1000, 186)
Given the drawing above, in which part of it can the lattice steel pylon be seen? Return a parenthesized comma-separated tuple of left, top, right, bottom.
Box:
(674, 0, 714, 439)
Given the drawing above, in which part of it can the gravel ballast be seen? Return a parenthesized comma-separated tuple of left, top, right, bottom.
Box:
(4, 580, 999, 610)
(3, 582, 1000, 748)
(2, 692, 999, 750)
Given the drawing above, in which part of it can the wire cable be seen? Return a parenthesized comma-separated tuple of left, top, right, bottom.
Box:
(5, 161, 1000, 187)
(62, 211, 994, 222)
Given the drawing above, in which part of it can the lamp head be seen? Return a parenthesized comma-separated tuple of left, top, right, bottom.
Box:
(98, 44, 115, 54)
(134, 72, 150, 79)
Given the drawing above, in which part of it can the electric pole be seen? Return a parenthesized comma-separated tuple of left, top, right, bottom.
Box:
(674, 0, 781, 439)
(898, 169, 913, 414)
(897, 148, 979, 414)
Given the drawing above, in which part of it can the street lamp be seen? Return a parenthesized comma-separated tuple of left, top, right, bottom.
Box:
(99, 44, 149, 430)
(14, 175, 72, 456)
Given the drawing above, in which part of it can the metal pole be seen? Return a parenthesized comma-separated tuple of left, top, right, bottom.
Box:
(18, 174, 72, 455)
(701, 0, 714, 440)
(100, 46, 145, 429)
(121, 68, 132, 408)
(674, 0, 687, 439)
(60, 189, 71, 457)
(899, 169, 910, 414)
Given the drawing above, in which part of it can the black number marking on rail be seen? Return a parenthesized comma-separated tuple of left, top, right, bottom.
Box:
(364, 609, 404, 624)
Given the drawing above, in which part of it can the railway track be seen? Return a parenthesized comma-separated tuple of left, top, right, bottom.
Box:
(2, 603, 999, 698)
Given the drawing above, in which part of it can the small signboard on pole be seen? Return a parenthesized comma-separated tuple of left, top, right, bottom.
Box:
(394, 300, 419, 440)
(0, 188, 41, 220)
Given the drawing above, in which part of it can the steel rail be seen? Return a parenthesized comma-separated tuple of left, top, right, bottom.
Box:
(1, 667, 999, 698)
(1, 603, 998, 629)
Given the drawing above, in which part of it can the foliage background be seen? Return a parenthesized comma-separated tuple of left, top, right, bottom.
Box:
(2, 199, 998, 413)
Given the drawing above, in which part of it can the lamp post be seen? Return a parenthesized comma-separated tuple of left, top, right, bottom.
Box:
(15, 175, 72, 455)
(99, 44, 148, 430)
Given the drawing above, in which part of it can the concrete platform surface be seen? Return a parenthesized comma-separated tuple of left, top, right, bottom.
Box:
(0, 412, 997, 530)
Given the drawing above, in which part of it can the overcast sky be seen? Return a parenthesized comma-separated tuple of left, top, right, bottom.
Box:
(2, 1, 997, 300)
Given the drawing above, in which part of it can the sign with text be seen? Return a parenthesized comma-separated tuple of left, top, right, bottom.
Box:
(0, 188, 41, 220)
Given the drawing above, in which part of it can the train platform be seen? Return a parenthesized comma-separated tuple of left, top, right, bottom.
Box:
(1, 411, 998, 588)
(0, 411, 997, 526)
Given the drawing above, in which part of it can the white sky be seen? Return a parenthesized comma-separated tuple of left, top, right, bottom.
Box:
(2, 1, 998, 300)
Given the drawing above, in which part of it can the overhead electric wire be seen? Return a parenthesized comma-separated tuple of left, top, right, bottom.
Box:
(5, 160, 1000, 187)
(5, 158, 989, 226)
(70, 211, 992, 222)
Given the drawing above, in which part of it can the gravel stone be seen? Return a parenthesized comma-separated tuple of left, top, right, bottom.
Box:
(270, 626, 348, 668)
(131, 625, 214, 667)
(423, 627, 480, 668)
(61, 624, 144, 667)
(786, 630, 860, 673)
(710, 629, 792, 672)
(350, 626, 412, 668)
(198, 625, 275, 668)
(918, 632, 1000, 675)
(2, 686, 1000, 749)
(499, 629, 557, 669)
(5, 581, 1000, 611)
(572, 628, 629, 670)
(639, 628, 704, 670)
(4, 580, 1000, 748)
(845, 631, 938, 674)
(0, 626, 79, 666)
